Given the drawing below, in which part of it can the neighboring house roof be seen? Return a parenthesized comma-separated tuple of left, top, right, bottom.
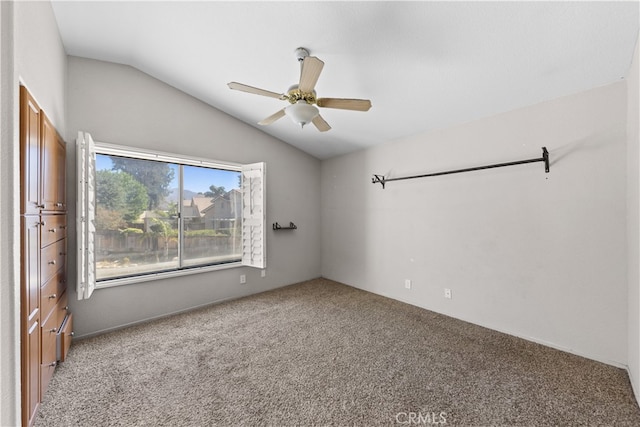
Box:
(200, 194, 227, 215)
(191, 196, 214, 216)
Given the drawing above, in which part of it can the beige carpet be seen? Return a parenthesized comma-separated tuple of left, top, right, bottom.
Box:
(35, 278, 640, 426)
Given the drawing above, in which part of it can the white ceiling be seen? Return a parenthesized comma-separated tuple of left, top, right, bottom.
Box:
(51, 1, 639, 160)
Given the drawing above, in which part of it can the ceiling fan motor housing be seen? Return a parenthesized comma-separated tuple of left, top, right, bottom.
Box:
(294, 47, 310, 62)
(286, 85, 316, 105)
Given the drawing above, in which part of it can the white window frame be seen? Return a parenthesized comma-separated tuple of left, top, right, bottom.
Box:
(76, 132, 266, 299)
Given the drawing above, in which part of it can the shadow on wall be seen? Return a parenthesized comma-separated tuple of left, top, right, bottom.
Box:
(549, 126, 622, 167)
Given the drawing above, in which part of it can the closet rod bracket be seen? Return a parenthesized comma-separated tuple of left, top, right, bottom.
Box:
(371, 174, 386, 189)
(273, 222, 297, 230)
(542, 146, 549, 173)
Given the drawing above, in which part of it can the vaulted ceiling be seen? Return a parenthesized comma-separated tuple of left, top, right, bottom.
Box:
(51, 1, 639, 159)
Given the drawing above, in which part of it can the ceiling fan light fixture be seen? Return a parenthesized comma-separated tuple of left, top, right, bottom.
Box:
(228, 47, 371, 132)
(285, 100, 319, 128)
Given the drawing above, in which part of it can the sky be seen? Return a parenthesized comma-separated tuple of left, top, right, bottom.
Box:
(96, 154, 241, 197)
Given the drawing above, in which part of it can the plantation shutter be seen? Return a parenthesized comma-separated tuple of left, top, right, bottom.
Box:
(76, 131, 96, 300)
(241, 162, 266, 269)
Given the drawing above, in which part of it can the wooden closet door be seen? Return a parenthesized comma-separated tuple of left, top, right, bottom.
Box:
(21, 215, 41, 427)
(24, 319, 40, 427)
(40, 113, 63, 212)
(20, 87, 41, 215)
(55, 136, 66, 210)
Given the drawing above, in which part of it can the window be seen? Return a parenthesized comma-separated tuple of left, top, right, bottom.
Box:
(76, 132, 265, 299)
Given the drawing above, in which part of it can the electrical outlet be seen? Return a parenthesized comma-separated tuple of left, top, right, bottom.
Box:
(261, 270, 266, 278)
(240, 274, 246, 284)
(405, 279, 411, 289)
(444, 288, 452, 299)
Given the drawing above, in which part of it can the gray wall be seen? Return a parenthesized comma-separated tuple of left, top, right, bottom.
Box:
(321, 81, 628, 367)
(0, 3, 15, 423)
(0, 2, 67, 426)
(65, 56, 321, 337)
(627, 34, 640, 400)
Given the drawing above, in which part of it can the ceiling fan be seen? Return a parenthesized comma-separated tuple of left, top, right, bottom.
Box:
(227, 48, 372, 132)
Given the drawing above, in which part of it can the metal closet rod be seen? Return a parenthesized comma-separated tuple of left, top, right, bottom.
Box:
(372, 147, 549, 189)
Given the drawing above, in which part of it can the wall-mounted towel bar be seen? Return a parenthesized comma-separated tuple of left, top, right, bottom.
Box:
(372, 147, 549, 189)
(273, 222, 297, 230)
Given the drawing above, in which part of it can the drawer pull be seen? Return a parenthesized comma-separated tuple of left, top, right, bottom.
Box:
(37, 204, 45, 209)
(49, 327, 57, 333)
(48, 260, 56, 265)
(59, 252, 66, 256)
(60, 225, 67, 229)
(48, 228, 57, 233)
(48, 362, 57, 367)
(70, 332, 75, 337)
(55, 202, 64, 207)
(48, 293, 57, 299)
(64, 306, 69, 311)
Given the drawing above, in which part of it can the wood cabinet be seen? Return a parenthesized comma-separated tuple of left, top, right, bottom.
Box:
(20, 85, 73, 427)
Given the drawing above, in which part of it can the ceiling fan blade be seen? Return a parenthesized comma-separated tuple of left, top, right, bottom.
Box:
(317, 98, 372, 111)
(258, 109, 286, 126)
(312, 114, 331, 132)
(227, 82, 284, 99)
(298, 56, 324, 93)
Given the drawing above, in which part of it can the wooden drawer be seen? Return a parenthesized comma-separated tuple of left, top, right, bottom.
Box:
(56, 291, 70, 329)
(40, 310, 58, 398)
(57, 313, 73, 362)
(40, 272, 64, 322)
(40, 214, 66, 248)
(40, 238, 66, 286)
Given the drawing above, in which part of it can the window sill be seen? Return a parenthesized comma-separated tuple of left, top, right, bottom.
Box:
(94, 261, 242, 290)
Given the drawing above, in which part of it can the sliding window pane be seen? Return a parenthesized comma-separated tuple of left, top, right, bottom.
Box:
(182, 165, 242, 267)
(95, 154, 179, 280)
